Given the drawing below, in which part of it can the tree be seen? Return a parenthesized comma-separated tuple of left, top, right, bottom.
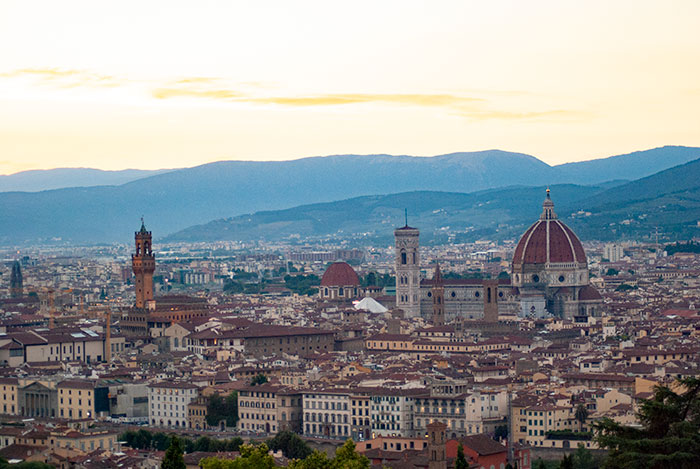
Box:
(287, 451, 332, 469)
(136, 428, 153, 449)
(194, 436, 214, 452)
(200, 443, 276, 469)
(207, 393, 227, 427)
(575, 404, 589, 432)
(605, 268, 619, 276)
(267, 431, 312, 460)
(572, 443, 595, 469)
(595, 377, 700, 469)
(455, 444, 468, 469)
(559, 454, 574, 469)
(331, 439, 370, 469)
(505, 464, 514, 469)
(535, 459, 548, 469)
(250, 374, 268, 386)
(494, 424, 508, 440)
(224, 391, 239, 427)
(206, 392, 238, 427)
(161, 436, 186, 469)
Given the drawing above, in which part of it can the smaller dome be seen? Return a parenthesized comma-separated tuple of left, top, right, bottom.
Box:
(321, 262, 360, 287)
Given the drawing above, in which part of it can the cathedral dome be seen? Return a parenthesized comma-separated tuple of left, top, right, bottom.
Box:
(512, 189, 587, 266)
(321, 262, 360, 287)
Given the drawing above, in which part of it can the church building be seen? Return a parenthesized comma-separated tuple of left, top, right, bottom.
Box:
(395, 190, 603, 321)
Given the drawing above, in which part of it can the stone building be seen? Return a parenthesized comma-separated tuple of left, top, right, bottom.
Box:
(397, 189, 603, 321)
(237, 384, 303, 434)
(319, 261, 361, 301)
(395, 223, 421, 317)
(148, 381, 199, 428)
(511, 189, 603, 319)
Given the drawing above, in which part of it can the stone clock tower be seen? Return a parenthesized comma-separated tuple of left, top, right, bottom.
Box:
(394, 221, 420, 318)
(132, 219, 155, 309)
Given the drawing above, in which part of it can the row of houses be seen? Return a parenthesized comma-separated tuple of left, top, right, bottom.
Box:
(147, 380, 509, 441)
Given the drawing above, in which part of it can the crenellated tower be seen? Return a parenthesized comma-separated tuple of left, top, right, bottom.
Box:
(10, 261, 23, 298)
(132, 219, 155, 309)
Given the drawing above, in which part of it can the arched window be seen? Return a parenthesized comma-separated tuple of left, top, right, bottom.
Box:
(401, 251, 407, 264)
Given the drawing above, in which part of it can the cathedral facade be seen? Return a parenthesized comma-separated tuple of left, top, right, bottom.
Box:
(394, 190, 603, 321)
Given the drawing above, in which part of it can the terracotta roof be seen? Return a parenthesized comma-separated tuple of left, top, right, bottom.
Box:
(458, 434, 507, 456)
(321, 262, 360, 287)
(512, 192, 586, 265)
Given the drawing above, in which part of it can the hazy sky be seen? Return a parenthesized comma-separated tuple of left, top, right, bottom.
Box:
(1, 1, 699, 174)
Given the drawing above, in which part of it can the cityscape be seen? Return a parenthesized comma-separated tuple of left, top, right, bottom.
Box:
(1, 2, 699, 469)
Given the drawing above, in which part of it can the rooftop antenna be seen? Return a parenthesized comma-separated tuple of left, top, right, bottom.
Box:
(405, 208, 408, 227)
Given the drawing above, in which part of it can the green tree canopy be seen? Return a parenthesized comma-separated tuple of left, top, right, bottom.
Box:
(161, 436, 186, 469)
(594, 377, 700, 469)
(455, 444, 468, 469)
(250, 374, 268, 386)
(206, 391, 239, 427)
(267, 431, 312, 460)
(572, 443, 595, 469)
(200, 443, 276, 469)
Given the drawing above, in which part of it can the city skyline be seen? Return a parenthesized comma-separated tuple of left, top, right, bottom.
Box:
(2, 1, 700, 174)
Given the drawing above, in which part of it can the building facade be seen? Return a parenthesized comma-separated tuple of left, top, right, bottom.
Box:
(303, 390, 352, 439)
(148, 381, 198, 428)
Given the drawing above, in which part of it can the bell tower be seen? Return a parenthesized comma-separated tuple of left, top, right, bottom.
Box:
(427, 421, 447, 469)
(10, 261, 23, 298)
(431, 263, 445, 326)
(132, 219, 155, 309)
(394, 213, 420, 318)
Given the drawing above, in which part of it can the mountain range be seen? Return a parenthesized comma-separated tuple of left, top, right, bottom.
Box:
(167, 157, 700, 244)
(1, 145, 699, 244)
(0, 168, 171, 192)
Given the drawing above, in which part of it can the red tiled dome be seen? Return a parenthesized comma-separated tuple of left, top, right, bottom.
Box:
(512, 190, 587, 265)
(320, 262, 360, 286)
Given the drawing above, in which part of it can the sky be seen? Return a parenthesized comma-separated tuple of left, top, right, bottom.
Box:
(1, 0, 699, 174)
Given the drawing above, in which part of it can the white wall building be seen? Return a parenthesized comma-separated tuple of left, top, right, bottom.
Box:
(148, 381, 198, 428)
(303, 390, 351, 439)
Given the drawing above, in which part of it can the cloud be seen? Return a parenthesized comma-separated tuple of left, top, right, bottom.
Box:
(152, 87, 242, 100)
(250, 93, 483, 107)
(458, 109, 591, 121)
(0, 67, 121, 88)
(152, 82, 482, 108)
(151, 80, 587, 122)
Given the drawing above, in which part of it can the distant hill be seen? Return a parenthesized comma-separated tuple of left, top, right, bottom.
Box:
(165, 184, 609, 244)
(0, 146, 698, 244)
(567, 157, 700, 241)
(169, 155, 700, 244)
(0, 168, 171, 192)
(552, 146, 700, 184)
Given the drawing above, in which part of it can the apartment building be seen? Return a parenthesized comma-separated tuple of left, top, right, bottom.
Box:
(148, 381, 199, 428)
